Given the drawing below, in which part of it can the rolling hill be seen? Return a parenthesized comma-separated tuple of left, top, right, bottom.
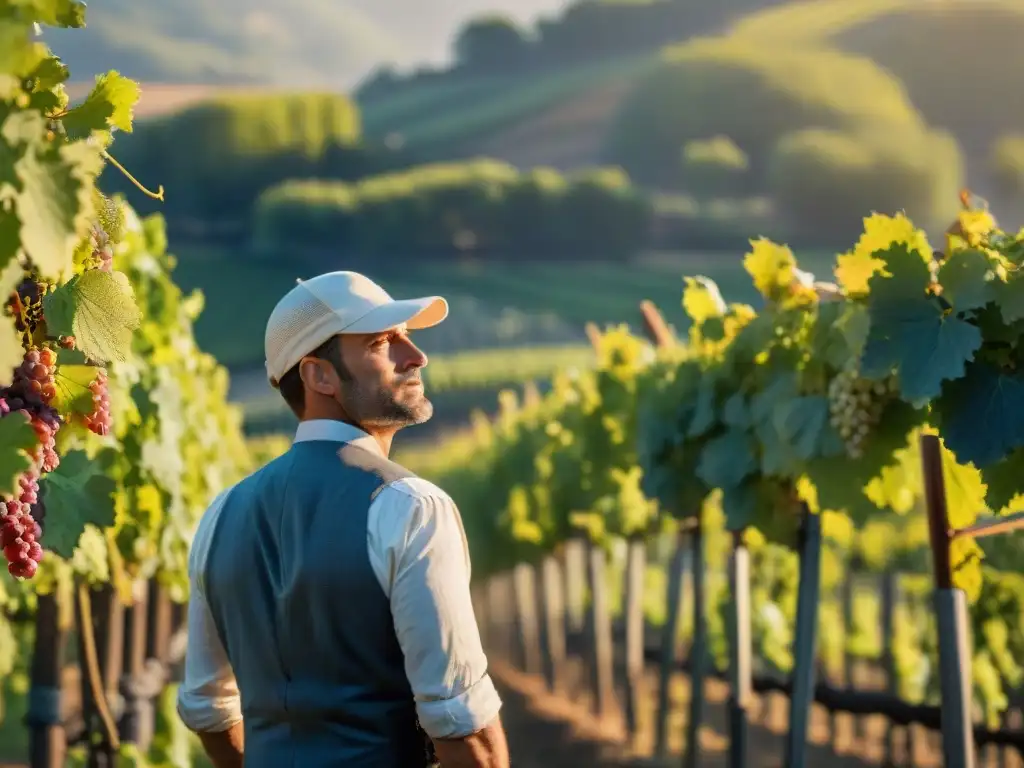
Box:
(359, 0, 1024, 178)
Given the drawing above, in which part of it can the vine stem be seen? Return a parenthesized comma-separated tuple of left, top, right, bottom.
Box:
(102, 150, 165, 201)
(76, 582, 122, 751)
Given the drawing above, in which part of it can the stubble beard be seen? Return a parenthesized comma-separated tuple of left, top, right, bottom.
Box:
(341, 377, 433, 429)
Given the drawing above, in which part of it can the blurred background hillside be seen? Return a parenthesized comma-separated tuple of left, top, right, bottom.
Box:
(45, 0, 1024, 443)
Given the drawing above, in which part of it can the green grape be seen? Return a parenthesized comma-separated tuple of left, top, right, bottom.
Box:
(827, 360, 898, 459)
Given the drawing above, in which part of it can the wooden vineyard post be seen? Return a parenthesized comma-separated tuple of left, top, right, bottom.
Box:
(539, 553, 567, 693)
(655, 525, 688, 757)
(920, 433, 975, 768)
(512, 562, 542, 676)
(728, 530, 751, 768)
(783, 504, 822, 768)
(880, 571, 900, 764)
(841, 571, 862, 745)
(121, 579, 156, 750)
(683, 515, 707, 768)
(587, 541, 615, 720)
(563, 537, 587, 637)
(622, 535, 647, 741)
(27, 593, 66, 768)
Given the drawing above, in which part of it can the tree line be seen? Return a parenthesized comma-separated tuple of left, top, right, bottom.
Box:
(251, 160, 653, 262)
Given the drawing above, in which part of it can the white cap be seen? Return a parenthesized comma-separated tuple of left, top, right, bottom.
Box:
(264, 271, 448, 386)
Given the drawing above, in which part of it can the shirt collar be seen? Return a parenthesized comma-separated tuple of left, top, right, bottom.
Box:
(293, 419, 383, 457)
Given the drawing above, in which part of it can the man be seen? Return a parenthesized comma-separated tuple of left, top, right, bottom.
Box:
(176, 271, 510, 768)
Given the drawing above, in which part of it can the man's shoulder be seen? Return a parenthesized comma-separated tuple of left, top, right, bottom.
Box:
(338, 442, 418, 487)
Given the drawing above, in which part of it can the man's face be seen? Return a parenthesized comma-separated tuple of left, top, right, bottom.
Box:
(334, 327, 433, 428)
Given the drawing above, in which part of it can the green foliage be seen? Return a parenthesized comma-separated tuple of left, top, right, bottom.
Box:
(604, 40, 926, 189)
(252, 160, 653, 262)
(1, 2, 256, 599)
(43, 270, 143, 363)
(990, 135, 1024, 198)
(767, 127, 964, 240)
(681, 136, 749, 199)
(106, 92, 367, 223)
(401, 199, 1024, 722)
(454, 16, 531, 71)
(422, 345, 594, 391)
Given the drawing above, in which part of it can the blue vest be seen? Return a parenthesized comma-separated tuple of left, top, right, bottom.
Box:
(203, 439, 438, 767)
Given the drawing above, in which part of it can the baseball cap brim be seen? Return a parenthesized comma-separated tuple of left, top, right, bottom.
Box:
(343, 295, 449, 334)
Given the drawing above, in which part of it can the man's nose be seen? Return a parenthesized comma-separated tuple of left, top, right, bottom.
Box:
(397, 339, 428, 371)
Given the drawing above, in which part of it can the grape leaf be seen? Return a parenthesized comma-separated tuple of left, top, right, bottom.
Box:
(687, 378, 717, 437)
(936, 362, 1024, 468)
(805, 400, 925, 522)
(42, 269, 142, 363)
(835, 250, 882, 296)
(772, 395, 844, 461)
(722, 392, 751, 429)
(0, 22, 47, 95)
(0, 314, 21, 388)
(864, 249, 983, 403)
(862, 297, 980, 402)
(0, 210, 20, 282)
(938, 249, 993, 314)
(940, 441, 987, 531)
(980, 449, 1024, 513)
(4, 112, 103, 280)
(993, 270, 1024, 325)
(835, 213, 933, 297)
(744, 238, 795, 301)
(0, 411, 36, 499)
(39, 449, 117, 558)
(61, 71, 141, 139)
(721, 481, 757, 530)
(682, 276, 726, 325)
(52, 363, 100, 417)
(697, 430, 756, 489)
(24, 0, 86, 27)
(867, 242, 933, 303)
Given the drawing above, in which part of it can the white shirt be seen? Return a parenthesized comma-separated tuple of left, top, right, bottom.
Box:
(176, 419, 502, 740)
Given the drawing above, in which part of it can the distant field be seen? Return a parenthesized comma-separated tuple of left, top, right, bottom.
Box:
(169, 243, 837, 372)
(65, 82, 305, 120)
(359, 54, 658, 155)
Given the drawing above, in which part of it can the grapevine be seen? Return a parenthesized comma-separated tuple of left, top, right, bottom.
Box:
(403, 199, 1024, 726)
(0, 3, 253, 591)
(0, 6, 261, 763)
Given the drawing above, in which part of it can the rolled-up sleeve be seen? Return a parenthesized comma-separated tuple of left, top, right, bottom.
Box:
(381, 484, 502, 739)
(176, 491, 243, 733)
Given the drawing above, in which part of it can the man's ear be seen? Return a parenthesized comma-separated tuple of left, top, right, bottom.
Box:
(298, 358, 336, 397)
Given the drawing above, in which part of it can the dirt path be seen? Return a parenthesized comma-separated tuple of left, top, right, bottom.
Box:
(489, 653, 1021, 768)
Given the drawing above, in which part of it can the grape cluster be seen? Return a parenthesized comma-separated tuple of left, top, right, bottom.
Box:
(83, 368, 111, 436)
(827, 362, 898, 459)
(0, 346, 64, 578)
(1, 471, 44, 580)
(10, 277, 43, 336)
(10, 346, 58, 407)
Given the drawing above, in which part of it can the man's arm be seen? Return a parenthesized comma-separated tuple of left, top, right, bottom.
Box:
(176, 491, 244, 768)
(373, 481, 509, 768)
(432, 715, 509, 768)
